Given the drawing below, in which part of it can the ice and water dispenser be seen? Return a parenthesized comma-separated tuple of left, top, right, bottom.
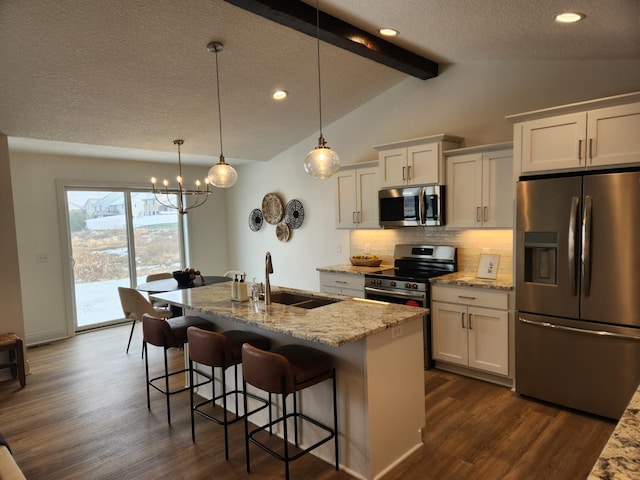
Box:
(523, 232, 558, 285)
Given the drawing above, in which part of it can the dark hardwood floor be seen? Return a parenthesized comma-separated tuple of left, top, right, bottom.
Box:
(0, 324, 615, 479)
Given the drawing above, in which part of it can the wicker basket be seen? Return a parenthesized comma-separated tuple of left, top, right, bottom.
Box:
(349, 256, 382, 267)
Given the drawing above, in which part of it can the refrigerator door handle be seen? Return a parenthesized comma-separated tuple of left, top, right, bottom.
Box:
(568, 196, 580, 296)
(582, 195, 592, 297)
(518, 317, 640, 342)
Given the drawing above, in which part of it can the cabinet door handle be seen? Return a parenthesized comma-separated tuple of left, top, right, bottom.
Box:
(476, 206, 481, 222)
(588, 138, 594, 163)
(352, 212, 357, 224)
(402, 166, 406, 181)
(407, 165, 412, 180)
(468, 313, 473, 330)
(461, 312, 465, 329)
(578, 139, 583, 161)
(483, 206, 488, 222)
(358, 211, 362, 223)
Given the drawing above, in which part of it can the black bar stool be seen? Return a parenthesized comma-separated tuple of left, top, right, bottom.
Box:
(141, 313, 216, 424)
(187, 326, 272, 460)
(241, 343, 339, 480)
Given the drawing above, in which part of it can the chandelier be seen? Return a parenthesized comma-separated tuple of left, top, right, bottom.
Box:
(303, 0, 340, 179)
(207, 41, 238, 188)
(150, 139, 211, 215)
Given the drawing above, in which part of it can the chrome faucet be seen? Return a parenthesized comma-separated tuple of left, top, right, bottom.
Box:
(265, 251, 273, 305)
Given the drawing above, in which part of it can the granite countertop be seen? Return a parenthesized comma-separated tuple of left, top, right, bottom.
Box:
(589, 384, 640, 479)
(430, 271, 513, 291)
(316, 264, 393, 275)
(152, 283, 427, 348)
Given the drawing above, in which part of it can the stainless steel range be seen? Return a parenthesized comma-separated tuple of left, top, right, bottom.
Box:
(364, 244, 457, 369)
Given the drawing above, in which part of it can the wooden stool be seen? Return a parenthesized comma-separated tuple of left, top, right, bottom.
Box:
(0, 334, 26, 388)
(241, 343, 338, 480)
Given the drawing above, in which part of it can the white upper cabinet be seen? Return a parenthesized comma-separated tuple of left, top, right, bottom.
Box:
(445, 143, 513, 229)
(508, 92, 640, 175)
(374, 134, 463, 188)
(335, 162, 380, 229)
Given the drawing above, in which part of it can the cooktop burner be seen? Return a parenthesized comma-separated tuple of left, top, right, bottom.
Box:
(365, 244, 457, 284)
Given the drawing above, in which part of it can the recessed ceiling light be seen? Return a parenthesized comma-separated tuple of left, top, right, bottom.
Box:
(378, 28, 399, 37)
(272, 89, 288, 100)
(555, 12, 586, 23)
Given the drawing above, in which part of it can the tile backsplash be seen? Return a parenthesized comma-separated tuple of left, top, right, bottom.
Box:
(350, 228, 513, 276)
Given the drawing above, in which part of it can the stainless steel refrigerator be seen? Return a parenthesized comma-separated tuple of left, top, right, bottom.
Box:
(515, 169, 640, 419)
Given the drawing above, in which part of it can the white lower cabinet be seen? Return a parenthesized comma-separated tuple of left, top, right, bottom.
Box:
(319, 272, 365, 298)
(431, 285, 509, 376)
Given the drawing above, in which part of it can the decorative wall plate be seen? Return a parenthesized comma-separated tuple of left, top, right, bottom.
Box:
(249, 208, 263, 232)
(262, 193, 284, 225)
(284, 199, 305, 229)
(276, 222, 290, 242)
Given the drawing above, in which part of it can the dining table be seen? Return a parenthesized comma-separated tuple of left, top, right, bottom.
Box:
(136, 275, 231, 293)
(137, 275, 231, 315)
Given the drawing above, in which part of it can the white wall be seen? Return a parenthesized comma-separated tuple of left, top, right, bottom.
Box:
(9, 152, 228, 344)
(226, 60, 640, 290)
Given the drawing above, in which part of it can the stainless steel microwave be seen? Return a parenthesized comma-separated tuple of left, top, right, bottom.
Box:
(378, 185, 445, 227)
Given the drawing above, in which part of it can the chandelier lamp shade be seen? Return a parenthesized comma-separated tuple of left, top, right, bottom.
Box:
(207, 41, 238, 188)
(304, 0, 340, 179)
(150, 139, 211, 215)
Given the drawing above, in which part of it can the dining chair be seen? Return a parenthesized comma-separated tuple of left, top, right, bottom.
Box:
(145, 272, 173, 309)
(118, 286, 173, 355)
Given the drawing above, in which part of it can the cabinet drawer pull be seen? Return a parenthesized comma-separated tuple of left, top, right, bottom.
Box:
(458, 295, 476, 300)
(334, 280, 348, 284)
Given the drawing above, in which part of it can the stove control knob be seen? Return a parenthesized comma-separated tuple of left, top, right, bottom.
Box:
(390, 281, 396, 287)
(405, 283, 411, 289)
(412, 283, 418, 289)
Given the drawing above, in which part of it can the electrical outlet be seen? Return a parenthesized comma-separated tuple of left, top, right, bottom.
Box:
(36, 253, 48, 263)
(336, 242, 341, 253)
(391, 325, 403, 338)
(364, 244, 370, 254)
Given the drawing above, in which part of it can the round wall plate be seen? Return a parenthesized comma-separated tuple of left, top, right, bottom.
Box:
(285, 199, 305, 229)
(249, 208, 263, 232)
(262, 193, 283, 225)
(276, 222, 290, 242)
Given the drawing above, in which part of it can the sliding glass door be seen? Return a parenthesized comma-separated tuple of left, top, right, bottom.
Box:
(65, 189, 183, 330)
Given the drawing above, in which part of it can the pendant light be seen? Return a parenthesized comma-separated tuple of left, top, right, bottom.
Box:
(207, 41, 238, 188)
(304, 0, 340, 179)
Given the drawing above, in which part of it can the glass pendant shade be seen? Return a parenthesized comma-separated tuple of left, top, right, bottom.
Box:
(304, 137, 340, 179)
(208, 155, 238, 188)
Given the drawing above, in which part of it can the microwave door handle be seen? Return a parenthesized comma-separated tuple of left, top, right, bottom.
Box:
(419, 187, 426, 224)
(568, 196, 579, 296)
(582, 195, 592, 297)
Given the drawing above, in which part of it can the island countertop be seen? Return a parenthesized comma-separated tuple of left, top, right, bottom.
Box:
(152, 282, 427, 348)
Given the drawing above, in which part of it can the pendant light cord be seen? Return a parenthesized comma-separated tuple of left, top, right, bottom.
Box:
(315, 0, 324, 140)
(214, 47, 224, 158)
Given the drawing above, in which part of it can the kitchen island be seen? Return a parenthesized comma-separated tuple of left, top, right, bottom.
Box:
(152, 283, 428, 480)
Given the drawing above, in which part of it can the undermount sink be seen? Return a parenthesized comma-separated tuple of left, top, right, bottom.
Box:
(270, 291, 341, 309)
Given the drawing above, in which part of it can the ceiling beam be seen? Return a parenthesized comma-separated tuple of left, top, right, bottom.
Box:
(223, 0, 439, 80)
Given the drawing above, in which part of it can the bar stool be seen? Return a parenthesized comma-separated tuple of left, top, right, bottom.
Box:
(241, 343, 339, 480)
(187, 326, 272, 460)
(141, 313, 216, 424)
(0, 334, 26, 388)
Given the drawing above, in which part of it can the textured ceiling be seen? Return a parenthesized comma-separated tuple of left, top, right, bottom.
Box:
(1, 0, 638, 165)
